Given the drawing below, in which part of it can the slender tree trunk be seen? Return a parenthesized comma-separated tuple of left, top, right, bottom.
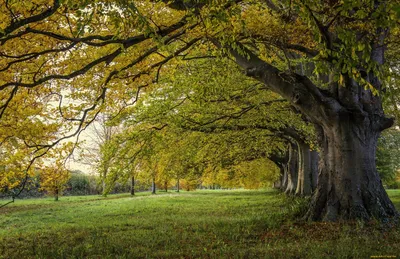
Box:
(285, 143, 298, 195)
(151, 177, 156, 194)
(54, 187, 59, 201)
(164, 180, 168, 192)
(176, 178, 180, 192)
(101, 165, 109, 197)
(130, 176, 135, 196)
(306, 121, 398, 221)
(102, 178, 107, 197)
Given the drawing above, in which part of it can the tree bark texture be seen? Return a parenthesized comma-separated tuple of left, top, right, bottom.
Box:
(296, 141, 318, 196)
(273, 176, 282, 189)
(280, 166, 288, 191)
(310, 150, 319, 191)
(306, 119, 398, 221)
(269, 151, 289, 191)
(285, 143, 298, 195)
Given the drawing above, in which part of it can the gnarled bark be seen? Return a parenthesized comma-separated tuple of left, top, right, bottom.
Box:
(296, 141, 319, 196)
(285, 143, 298, 195)
(270, 139, 318, 196)
(269, 150, 289, 190)
(306, 119, 398, 221)
(280, 166, 288, 191)
(310, 150, 319, 191)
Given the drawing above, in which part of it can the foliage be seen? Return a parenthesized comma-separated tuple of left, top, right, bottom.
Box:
(39, 161, 70, 200)
(0, 171, 43, 199)
(101, 57, 312, 191)
(65, 170, 95, 196)
(233, 158, 280, 189)
(0, 138, 37, 195)
(0, 0, 189, 195)
(377, 128, 400, 188)
(0, 0, 317, 195)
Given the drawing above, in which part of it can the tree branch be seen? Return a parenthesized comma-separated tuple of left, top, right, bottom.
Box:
(0, 0, 61, 38)
(210, 39, 343, 123)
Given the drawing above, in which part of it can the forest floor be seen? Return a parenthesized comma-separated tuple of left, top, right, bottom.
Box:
(1, 189, 399, 258)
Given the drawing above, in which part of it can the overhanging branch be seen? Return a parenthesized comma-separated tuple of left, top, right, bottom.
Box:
(210, 38, 343, 122)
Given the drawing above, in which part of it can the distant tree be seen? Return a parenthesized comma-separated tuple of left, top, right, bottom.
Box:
(377, 129, 400, 188)
(78, 114, 120, 197)
(234, 158, 280, 189)
(40, 161, 70, 201)
(66, 170, 90, 195)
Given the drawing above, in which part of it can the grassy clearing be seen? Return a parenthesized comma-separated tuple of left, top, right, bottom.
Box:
(1, 189, 399, 258)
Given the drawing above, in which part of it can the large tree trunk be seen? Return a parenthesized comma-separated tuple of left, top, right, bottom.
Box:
(280, 166, 288, 191)
(306, 120, 398, 221)
(310, 150, 319, 190)
(285, 143, 298, 195)
(296, 142, 318, 196)
(269, 151, 288, 190)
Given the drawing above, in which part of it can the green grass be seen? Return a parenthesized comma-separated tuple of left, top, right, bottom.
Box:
(1, 189, 400, 258)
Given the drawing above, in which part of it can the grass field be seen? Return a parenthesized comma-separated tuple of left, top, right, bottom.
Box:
(1, 189, 400, 258)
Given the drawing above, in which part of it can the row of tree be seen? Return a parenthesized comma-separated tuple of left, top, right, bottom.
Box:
(87, 58, 400, 200)
(3, 170, 153, 200)
(1, 0, 400, 221)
